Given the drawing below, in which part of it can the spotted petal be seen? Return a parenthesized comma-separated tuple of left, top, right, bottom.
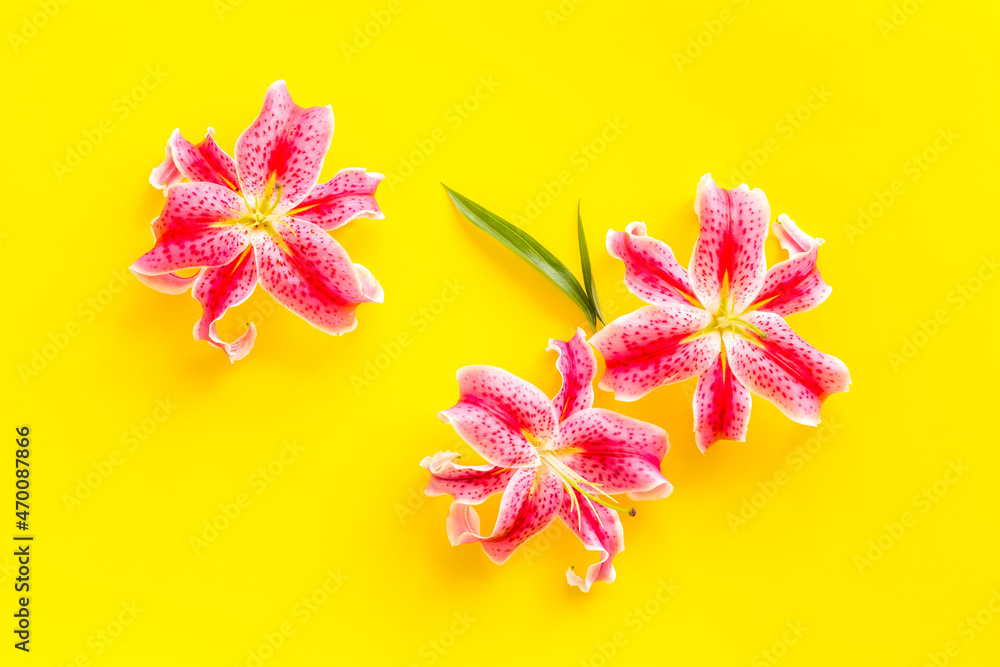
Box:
(554, 408, 671, 500)
(131, 183, 250, 280)
(252, 219, 382, 336)
(608, 222, 696, 307)
(421, 451, 516, 505)
(560, 488, 624, 592)
(289, 168, 384, 231)
(727, 312, 850, 426)
(191, 249, 258, 363)
(131, 233, 202, 295)
(750, 215, 832, 316)
(693, 353, 752, 451)
(235, 80, 334, 213)
(548, 328, 597, 421)
(689, 173, 770, 314)
(439, 366, 556, 468)
(447, 467, 563, 564)
(590, 303, 720, 401)
(150, 144, 183, 191)
(150, 128, 238, 192)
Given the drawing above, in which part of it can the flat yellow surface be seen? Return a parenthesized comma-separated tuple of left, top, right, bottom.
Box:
(3, 0, 999, 664)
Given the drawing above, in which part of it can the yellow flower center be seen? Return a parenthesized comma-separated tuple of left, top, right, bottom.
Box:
(229, 175, 294, 251)
(703, 275, 767, 341)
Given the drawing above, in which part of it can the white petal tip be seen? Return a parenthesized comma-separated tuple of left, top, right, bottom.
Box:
(625, 221, 647, 236)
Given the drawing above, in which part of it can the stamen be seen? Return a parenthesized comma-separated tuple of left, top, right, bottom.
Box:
(261, 172, 277, 212)
(539, 452, 635, 519)
(274, 217, 298, 237)
(732, 317, 768, 340)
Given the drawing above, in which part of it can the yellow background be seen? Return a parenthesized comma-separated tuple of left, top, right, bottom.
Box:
(3, 0, 998, 664)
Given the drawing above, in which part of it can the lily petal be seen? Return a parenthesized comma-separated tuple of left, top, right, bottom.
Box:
(727, 312, 851, 426)
(689, 173, 771, 314)
(751, 214, 832, 316)
(548, 327, 597, 421)
(590, 303, 720, 401)
(288, 168, 384, 231)
(235, 80, 334, 212)
(447, 467, 563, 564)
(694, 353, 752, 451)
(555, 408, 672, 500)
(192, 248, 258, 363)
(421, 451, 517, 505)
(150, 143, 183, 191)
(132, 265, 201, 295)
(131, 183, 250, 278)
(560, 488, 624, 592)
(252, 219, 382, 336)
(438, 366, 555, 468)
(607, 222, 697, 307)
(165, 128, 239, 191)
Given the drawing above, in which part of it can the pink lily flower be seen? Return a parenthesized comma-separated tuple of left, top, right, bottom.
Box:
(591, 174, 851, 451)
(131, 80, 385, 362)
(422, 329, 672, 592)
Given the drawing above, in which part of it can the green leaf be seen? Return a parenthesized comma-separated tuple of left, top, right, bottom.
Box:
(577, 200, 604, 325)
(443, 185, 597, 330)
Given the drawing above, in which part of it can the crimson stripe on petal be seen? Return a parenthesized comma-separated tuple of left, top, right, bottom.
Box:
(131, 182, 250, 276)
(689, 173, 770, 314)
(192, 248, 259, 363)
(727, 312, 850, 426)
(438, 365, 554, 468)
(421, 451, 516, 505)
(751, 215, 832, 317)
(554, 408, 671, 500)
(252, 219, 382, 336)
(168, 128, 240, 191)
(694, 353, 751, 451)
(448, 467, 563, 564)
(548, 327, 597, 421)
(235, 80, 334, 212)
(590, 304, 720, 401)
(290, 168, 384, 231)
(608, 222, 697, 307)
